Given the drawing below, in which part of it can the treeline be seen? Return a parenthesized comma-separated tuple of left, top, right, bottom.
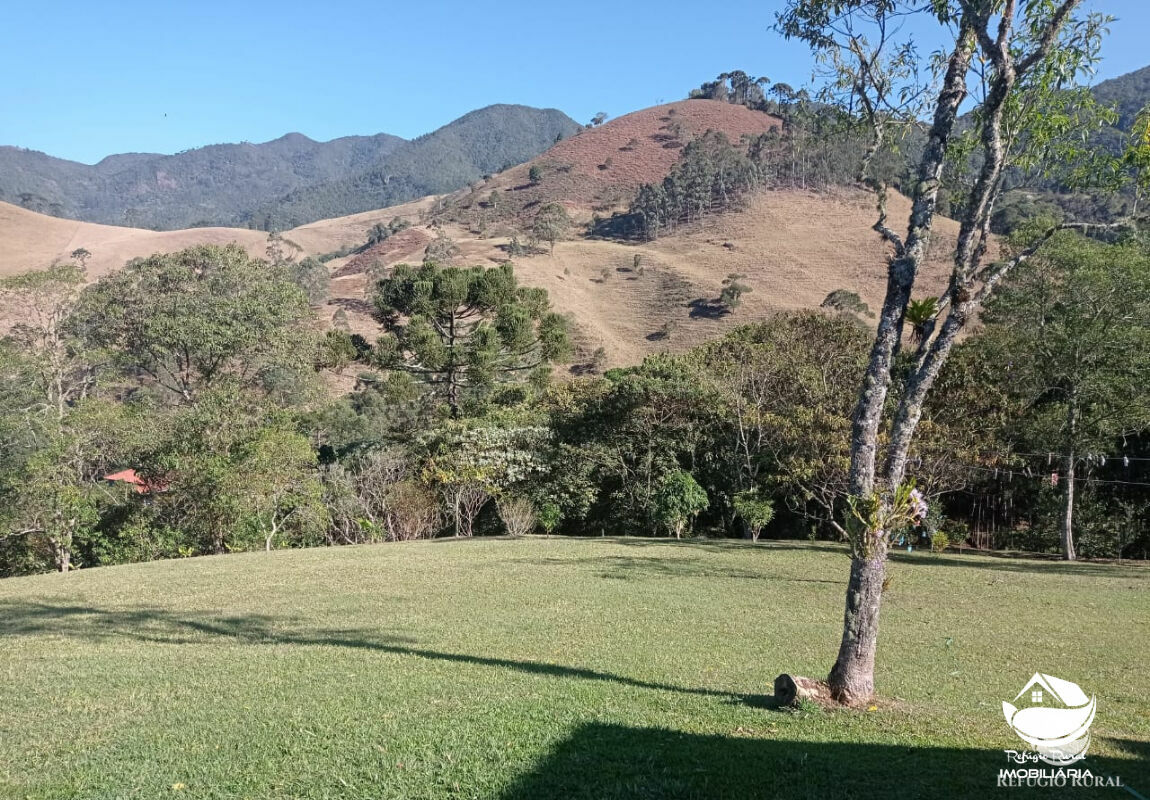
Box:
(2, 229, 1149, 576)
(596, 102, 906, 240)
(682, 67, 1150, 235)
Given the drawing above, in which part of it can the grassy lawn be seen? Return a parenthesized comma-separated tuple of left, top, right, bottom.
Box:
(1, 538, 1147, 799)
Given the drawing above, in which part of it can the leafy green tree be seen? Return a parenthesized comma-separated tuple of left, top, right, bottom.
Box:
(74, 244, 315, 403)
(528, 165, 543, 184)
(265, 231, 303, 267)
(418, 418, 554, 537)
(240, 423, 327, 551)
(1, 399, 144, 572)
(424, 231, 460, 265)
(820, 289, 872, 318)
(978, 232, 1150, 560)
(0, 264, 93, 419)
(653, 469, 708, 538)
(630, 131, 761, 238)
(698, 313, 869, 534)
(538, 501, 562, 536)
(288, 256, 330, 306)
(719, 273, 752, 310)
(319, 330, 359, 374)
(366, 218, 410, 247)
(144, 387, 322, 555)
(374, 262, 570, 416)
(550, 355, 718, 535)
(733, 489, 775, 542)
(531, 203, 571, 254)
(0, 266, 129, 574)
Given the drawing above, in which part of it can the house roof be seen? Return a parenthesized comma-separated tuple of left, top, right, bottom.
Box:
(105, 469, 145, 485)
(104, 468, 167, 494)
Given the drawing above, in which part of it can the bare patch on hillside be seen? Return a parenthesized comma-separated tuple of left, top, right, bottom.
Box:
(433, 100, 782, 231)
(335, 228, 431, 278)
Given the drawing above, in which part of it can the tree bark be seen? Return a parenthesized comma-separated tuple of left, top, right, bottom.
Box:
(54, 542, 71, 573)
(447, 313, 460, 417)
(846, 23, 975, 500)
(828, 549, 887, 706)
(829, 24, 975, 704)
(1062, 451, 1076, 561)
(1063, 398, 1078, 561)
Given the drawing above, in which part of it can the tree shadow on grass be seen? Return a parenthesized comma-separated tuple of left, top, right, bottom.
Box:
(887, 549, 1150, 579)
(598, 537, 1146, 579)
(688, 297, 730, 319)
(597, 537, 845, 557)
(329, 297, 376, 316)
(517, 555, 839, 585)
(0, 600, 771, 705)
(498, 722, 1148, 799)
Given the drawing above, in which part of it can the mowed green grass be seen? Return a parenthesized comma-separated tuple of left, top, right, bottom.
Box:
(1, 538, 1147, 799)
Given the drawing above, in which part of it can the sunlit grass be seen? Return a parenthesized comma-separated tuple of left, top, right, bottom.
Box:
(1, 538, 1146, 798)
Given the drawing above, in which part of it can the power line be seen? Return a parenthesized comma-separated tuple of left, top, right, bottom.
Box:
(915, 446, 1150, 466)
(944, 462, 1150, 489)
(1006, 451, 1150, 464)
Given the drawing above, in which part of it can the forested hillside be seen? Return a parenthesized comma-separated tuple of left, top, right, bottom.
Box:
(0, 105, 579, 231)
(991, 64, 1150, 231)
(251, 105, 581, 231)
(0, 132, 405, 230)
(1092, 64, 1150, 129)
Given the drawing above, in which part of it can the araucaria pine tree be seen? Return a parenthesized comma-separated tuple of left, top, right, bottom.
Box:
(373, 262, 571, 416)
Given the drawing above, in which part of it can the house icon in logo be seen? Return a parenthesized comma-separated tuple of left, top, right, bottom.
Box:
(1003, 673, 1097, 765)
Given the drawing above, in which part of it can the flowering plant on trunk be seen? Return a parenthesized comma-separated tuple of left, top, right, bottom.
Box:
(844, 483, 927, 560)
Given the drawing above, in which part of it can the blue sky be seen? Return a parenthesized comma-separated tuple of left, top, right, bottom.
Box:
(2, 0, 1146, 164)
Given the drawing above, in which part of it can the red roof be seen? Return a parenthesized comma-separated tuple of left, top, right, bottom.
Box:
(105, 469, 144, 485)
(104, 468, 166, 494)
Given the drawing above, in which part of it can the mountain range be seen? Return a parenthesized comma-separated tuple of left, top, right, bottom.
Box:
(2, 63, 1148, 238)
(0, 105, 579, 231)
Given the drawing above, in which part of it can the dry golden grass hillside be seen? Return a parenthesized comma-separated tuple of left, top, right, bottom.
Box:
(433, 99, 783, 229)
(0, 200, 269, 278)
(0, 99, 961, 371)
(325, 188, 956, 367)
(0, 189, 957, 370)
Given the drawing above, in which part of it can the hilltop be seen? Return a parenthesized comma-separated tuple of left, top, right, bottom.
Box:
(0, 200, 268, 280)
(0, 131, 405, 231)
(253, 105, 582, 231)
(315, 99, 956, 365)
(432, 100, 783, 228)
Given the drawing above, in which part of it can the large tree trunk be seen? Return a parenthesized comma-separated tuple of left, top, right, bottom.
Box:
(53, 542, 71, 573)
(828, 549, 887, 705)
(1062, 398, 1078, 560)
(1062, 452, 1077, 561)
(827, 26, 976, 705)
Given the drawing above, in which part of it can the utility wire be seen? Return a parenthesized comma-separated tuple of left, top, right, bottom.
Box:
(941, 462, 1150, 489)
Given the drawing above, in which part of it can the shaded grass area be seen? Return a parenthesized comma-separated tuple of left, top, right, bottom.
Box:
(1, 538, 1147, 799)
